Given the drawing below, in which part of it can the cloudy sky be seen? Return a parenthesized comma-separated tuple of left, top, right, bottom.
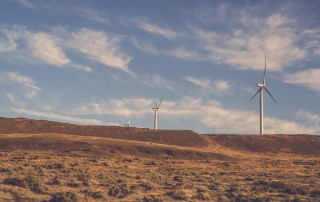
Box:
(0, 0, 319, 134)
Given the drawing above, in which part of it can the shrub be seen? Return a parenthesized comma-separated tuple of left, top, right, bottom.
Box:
(145, 161, 156, 166)
(116, 179, 125, 184)
(81, 189, 104, 199)
(165, 149, 175, 156)
(173, 175, 183, 182)
(108, 185, 131, 199)
(254, 180, 268, 186)
(54, 163, 64, 169)
(192, 193, 210, 201)
(67, 181, 80, 188)
(143, 195, 164, 202)
(208, 182, 220, 190)
(3, 177, 27, 187)
(284, 186, 308, 195)
(47, 176, 61, 185)
(269, 181, 287, 190)
(0, 167, 12, 174)
(4, 176, 46, 194)
(30, 182, 45, 194)
(225, 187, 238, 199)
(82, 179, 90, 186)
(310, 190, 320, 197)
(49, 192, 78, 202)
(165, 190, 187, 200)
(140, 182, 153, 191)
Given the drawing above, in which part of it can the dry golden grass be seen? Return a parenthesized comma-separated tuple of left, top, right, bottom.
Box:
(1, 144, 320, 201)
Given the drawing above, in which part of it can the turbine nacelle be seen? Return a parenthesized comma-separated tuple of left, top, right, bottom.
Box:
(257, 83, 264, 87)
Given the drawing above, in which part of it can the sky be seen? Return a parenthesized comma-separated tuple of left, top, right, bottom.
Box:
(0, 0, 320, 134)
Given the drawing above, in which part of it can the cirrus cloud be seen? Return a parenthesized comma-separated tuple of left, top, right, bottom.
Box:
(69, 28, 132, 74)
(284, 68, 320, 93)
(26, 32, 70, 66)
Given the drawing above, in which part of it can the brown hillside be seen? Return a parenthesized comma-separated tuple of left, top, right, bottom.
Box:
(207, 134, 320, 156)
(0, 117, 208, 147)
(1, 117, 320, 157)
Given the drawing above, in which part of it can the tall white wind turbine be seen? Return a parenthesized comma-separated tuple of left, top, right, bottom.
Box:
(152, 97, 163, 130)
(250, 52, 277, 134)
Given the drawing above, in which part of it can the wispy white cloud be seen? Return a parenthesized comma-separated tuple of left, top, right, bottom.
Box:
(144, 74, 176, 91)
(132, 39, 202, 61)
(6, 93, 25, 107)
(191, 13, 307, 71)
(184, 76, 231, 93)
(296, 110, 320, 133)
(0, 26, 129, 73)
(7, 71, 41, 100)
(166, 46, 204, 61)
(283, 68, 320, 92)
(73, 6, 109, 24)
(131, 10, 314, 72)
(132, 17, 178, 39)
(0, 28, 18, 52)
(13, 0, 36, 9)
(26, 32, 70, 66)
(132, 38, 159, 55)
(133, 74, 176, 91)
(8, 72, 40, 91)
(297, 110, 320, 124)
(215, 80, 231, 92)
(72, 64, 92, 73)
(69, 28, 132, 74)
(72, 98, 151, 118)
(184, 76, 212, 91)
(12, 108, 103, 125)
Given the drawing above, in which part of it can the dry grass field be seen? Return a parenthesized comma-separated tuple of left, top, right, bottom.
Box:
(0, 118, 320, 201)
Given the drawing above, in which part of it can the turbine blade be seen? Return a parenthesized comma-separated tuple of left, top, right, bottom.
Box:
(158, 96, 163, 107)
(153, 99, 158, 107)
(250, 88, 262, 100)
(264, 87, 277, 104)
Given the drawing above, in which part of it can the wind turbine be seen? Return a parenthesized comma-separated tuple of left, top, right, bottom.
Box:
(250, 52, 277, 134)
(152, 97, 162, 130)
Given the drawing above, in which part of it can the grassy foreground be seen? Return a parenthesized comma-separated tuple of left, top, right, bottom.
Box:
(1, 151, 320, 201)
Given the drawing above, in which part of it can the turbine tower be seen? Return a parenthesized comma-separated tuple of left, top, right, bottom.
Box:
(152, 97, 162, 130)
(250, 52, 277, 134)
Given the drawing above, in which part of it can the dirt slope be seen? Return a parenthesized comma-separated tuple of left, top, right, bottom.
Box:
(207, 134, 320, 156)
(0, 117, 208, 147)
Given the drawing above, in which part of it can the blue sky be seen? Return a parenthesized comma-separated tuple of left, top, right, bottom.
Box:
(0, 0, 319, 134)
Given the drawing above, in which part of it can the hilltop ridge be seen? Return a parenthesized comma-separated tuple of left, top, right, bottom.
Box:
(0, 117, 319, 158)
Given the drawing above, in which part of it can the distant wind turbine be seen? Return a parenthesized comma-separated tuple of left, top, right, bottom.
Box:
(152, 96, 163, 130)
(250, 52, 277, 134)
